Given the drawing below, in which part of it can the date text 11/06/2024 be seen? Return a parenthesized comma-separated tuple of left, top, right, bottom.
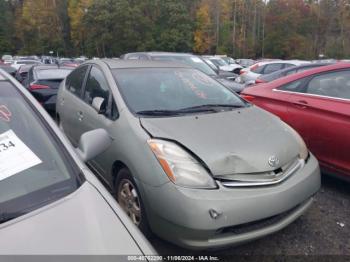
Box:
(127, 256, 220, 261)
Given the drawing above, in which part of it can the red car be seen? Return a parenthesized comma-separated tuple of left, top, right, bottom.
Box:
(241, 62, 350, 179)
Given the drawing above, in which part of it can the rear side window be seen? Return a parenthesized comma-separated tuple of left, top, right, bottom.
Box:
(126, 54, 140, 60)
(283, 63, 295, 69)
(305, 70, 350, 99)
(83, 66, 110, 105)
(263, 63, 284, 74)
(285, 69, 297, 76)
(279, 79, 304, 92)
(139, 55, 149, 60)
(66, 66, 88, 97)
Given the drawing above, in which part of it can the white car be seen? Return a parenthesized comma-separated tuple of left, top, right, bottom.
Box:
(2, 55, 13, 64)
(238, 60, 310, 85)
(11, 60, 42, 71)
(0, 69, 156, 255)
(204, 56, 243, 74)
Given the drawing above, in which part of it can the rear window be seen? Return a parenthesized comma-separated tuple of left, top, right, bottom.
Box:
(19, 61, 39, 65)
(251, 65, 265, 74)
(36, 69, 72, 80)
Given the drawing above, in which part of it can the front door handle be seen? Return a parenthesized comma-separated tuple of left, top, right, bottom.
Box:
(297, 100, 308, 105)
(77, 111, 84, 121)
(292, 100, 308, 109)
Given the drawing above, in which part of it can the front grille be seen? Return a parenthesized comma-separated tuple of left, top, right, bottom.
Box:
(217, 158, 304, 187)
(217, 203, 301, 235)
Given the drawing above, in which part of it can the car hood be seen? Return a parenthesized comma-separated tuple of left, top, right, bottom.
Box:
(141, 107, 300, 175)
(219, 64, 242, 72)
(0, 182, 143, 255)
(216, 71, 237, 79)
(215, 78, 245, 93)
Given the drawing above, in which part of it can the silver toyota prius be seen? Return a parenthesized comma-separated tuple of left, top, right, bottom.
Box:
(0, 69, 155, 255)
(57, 60, 321, 250)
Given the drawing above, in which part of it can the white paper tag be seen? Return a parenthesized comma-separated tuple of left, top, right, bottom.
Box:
(0, 130, 42, 181)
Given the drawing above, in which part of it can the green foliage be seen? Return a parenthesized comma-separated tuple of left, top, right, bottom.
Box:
(0, 0, 350, 59)
(0, 0, 15, 54)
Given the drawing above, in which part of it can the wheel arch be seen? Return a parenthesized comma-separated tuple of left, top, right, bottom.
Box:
(112, 160, 128, 187)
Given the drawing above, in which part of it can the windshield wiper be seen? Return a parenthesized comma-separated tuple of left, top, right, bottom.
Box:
(136, 110, 182, 116)
(178, 104, 244, 112)
(136, 104, 244, 116)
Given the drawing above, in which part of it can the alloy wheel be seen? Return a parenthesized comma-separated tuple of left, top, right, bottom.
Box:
(117, 179, 142, 226)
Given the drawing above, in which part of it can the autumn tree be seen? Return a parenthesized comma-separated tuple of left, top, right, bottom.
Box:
(194, 1, 213, 54)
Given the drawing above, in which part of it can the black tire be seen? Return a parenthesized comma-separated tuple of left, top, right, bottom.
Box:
(115, 168, 152, 237)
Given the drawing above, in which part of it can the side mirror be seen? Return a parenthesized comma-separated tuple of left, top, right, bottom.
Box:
(92, 97, 106, 114)
(76, 129, 112, 162)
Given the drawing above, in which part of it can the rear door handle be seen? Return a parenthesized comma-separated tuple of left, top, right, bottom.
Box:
(77, 111, 84, 121)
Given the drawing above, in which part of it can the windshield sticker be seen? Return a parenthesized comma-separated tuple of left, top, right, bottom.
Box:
(0, 130, 42, 181)
(192, 72, 215, 86)
(175, 71, 207, 99)
(0, 105, 11, 122)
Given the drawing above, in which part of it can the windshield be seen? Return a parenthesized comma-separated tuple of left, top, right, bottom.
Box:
(211, 58, 227, 66)
(222, 57, 235, 64)
(0, 81, 82, 222)
(113, 68, 247, 116)
(152, 55, 217, 76)
(204, 59, 218, 69)
(36, 69, 72, 80)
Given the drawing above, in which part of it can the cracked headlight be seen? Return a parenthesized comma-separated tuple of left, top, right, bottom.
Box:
(282, 122, 309, 160)
(148, 139, 217, 189)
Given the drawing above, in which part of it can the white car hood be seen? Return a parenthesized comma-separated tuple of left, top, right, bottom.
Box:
(0, 182, 143, 255)
(219, 64, 242, 72)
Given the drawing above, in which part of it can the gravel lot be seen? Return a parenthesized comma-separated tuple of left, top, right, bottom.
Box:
(149, 175, 350, 256)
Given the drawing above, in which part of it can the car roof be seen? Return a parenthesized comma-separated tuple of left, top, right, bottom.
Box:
(98, 59, 192, 69)
(267, 62, 350, 87)
(32, 65, 74, 71)
(124, 52, 194, 57)
(261, 62, 334, 78)
(15, 59, 39, 63)
(256, 60, 309, 67)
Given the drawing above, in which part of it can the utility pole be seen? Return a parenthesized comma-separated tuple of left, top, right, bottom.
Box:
(215, 1, 220, 53)
(232, 0, 237, 57)
(262, 0, 267, 58)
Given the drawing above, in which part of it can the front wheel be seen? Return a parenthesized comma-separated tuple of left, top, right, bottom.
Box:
(115, 168, 151, 237)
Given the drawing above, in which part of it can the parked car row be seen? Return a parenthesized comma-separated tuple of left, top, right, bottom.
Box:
(122, 52, 244, 93)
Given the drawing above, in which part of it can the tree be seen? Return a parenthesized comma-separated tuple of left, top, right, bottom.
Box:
(0, 0, 14, 54)
(194, 1, 213, 54)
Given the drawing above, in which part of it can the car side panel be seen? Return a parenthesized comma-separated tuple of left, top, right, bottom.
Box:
(58, 85, 88, 146)
(287, 93, 350, 177)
